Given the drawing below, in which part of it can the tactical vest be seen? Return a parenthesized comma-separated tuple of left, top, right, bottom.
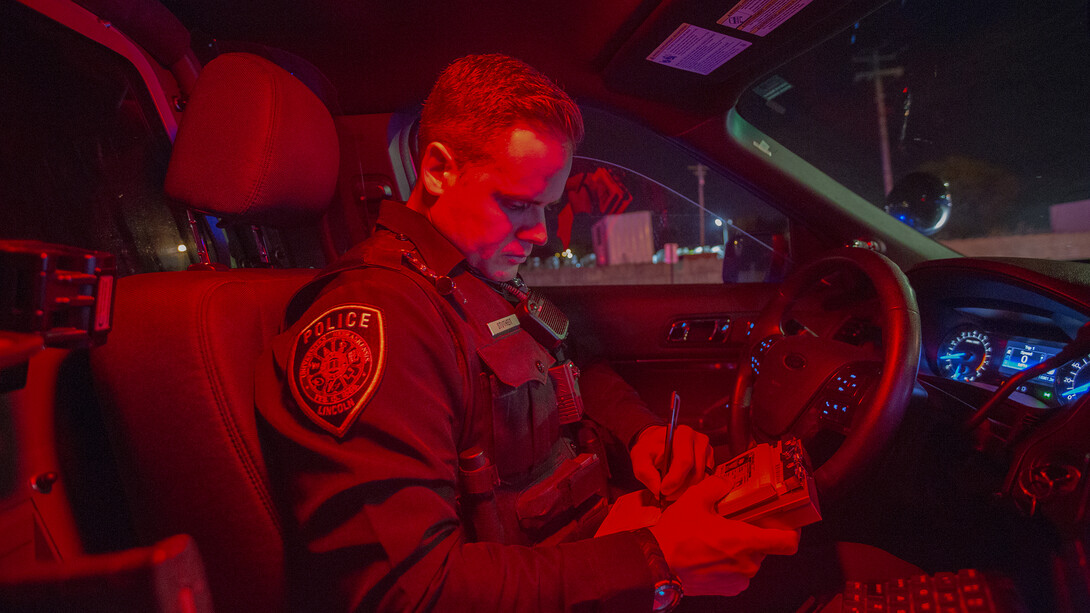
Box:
(283, 229, 609, 547)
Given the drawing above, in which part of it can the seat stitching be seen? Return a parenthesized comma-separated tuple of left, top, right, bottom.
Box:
(243, 59, 280, 217)
(195, 277, 285, 537)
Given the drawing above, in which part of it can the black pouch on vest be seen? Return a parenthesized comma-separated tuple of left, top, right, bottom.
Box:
(477, 331, 557, 473)
(515, 452, 608, 533)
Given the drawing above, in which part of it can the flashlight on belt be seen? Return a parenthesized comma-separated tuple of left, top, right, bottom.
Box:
(458, 446, 504, 543)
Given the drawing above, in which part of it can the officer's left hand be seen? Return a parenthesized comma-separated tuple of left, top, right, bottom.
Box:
(630, 424, 713, 502)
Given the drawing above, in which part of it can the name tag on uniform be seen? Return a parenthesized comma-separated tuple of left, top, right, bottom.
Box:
(487, 314, 520, 338)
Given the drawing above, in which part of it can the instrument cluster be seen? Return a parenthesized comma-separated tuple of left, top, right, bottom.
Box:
(936, 326, 1090, 407)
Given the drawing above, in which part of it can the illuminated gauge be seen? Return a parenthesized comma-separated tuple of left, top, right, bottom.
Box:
(1056, 356, 1090, 404)
(937, 328, 992, 382)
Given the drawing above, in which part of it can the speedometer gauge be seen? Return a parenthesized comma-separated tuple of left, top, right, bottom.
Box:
(1056, 356, 1090, 404)
(938, 328, 992, 381)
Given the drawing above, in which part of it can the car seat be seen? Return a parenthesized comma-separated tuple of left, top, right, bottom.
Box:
(91, 52, 339, 613)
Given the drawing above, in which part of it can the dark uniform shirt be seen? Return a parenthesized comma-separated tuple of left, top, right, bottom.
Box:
(256, 201, 665, 611)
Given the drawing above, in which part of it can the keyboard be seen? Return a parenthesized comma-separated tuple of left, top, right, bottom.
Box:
(836, 569, 1025, 613)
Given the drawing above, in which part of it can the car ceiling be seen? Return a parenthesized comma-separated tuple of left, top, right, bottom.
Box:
(158, 0, 887, 135)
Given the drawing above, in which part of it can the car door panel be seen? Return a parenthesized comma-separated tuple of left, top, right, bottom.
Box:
(544, 283, 777, 431)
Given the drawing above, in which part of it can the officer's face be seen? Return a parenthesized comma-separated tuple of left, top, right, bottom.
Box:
(430, 126, 572, 282)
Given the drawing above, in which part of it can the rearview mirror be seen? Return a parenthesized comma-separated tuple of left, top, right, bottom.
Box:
(884, 172, 952, 236)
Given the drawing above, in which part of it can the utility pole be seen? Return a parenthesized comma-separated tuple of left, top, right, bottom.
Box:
(688, 163, 707, 246)
(853, 51, 903, 195)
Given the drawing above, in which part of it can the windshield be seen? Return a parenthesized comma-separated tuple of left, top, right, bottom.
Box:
(737, 0, 1090, 262)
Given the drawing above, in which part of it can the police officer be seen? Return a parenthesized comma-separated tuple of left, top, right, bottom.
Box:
(256, 53, 799, 612)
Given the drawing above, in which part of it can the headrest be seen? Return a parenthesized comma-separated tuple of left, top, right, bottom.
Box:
(164, 53, 340, 226)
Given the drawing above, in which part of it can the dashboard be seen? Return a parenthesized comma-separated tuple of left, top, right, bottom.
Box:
(934, 323, 1089, 407)
(909, 258, 1090, 410)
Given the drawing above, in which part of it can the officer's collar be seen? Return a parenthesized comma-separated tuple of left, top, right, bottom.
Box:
(375, 201, 466, 276)
(466, 269, 528, 303)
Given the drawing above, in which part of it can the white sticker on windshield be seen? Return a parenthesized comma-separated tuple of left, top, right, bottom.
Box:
(646, 24, 751, 75)
(719, 0, 815, 37)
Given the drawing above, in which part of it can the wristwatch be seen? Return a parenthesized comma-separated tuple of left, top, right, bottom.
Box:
(652, 576, 684, 612)
(631, 528, 684, 612)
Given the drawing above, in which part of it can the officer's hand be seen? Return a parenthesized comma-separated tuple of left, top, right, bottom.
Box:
(649, 476, 800, 597)
(630, 425, 713, 502)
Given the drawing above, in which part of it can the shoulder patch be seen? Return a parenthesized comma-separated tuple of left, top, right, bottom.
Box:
(287, 304, 386, 438)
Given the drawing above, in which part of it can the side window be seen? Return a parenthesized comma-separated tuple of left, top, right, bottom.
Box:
(1, 4, 189, 276)
(523, 106, 789, 286)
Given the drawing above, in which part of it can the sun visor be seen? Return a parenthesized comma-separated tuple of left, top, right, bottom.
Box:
(602, 0, 869, 111)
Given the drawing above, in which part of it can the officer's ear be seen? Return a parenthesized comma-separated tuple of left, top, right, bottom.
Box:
(419, 142, 459, 197)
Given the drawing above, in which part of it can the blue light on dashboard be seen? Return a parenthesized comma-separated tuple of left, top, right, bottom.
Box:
(999, 337, 1063, 385)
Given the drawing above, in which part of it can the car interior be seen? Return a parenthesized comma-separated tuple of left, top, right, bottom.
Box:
(2, 0, 1089, 612)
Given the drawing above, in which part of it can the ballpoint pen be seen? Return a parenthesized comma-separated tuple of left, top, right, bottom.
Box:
(658, 391, 680, 509)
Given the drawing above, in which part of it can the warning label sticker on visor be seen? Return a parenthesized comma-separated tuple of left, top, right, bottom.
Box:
(646, 24, 751, 75)
(718, 0, 815, 37)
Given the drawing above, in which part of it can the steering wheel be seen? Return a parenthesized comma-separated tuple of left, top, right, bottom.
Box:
(728, 247, 920, 497)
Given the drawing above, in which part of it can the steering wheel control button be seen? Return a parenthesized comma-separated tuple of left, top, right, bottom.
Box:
(816, 364, 878, 432)
(826, 364, 874, 399)
(750, 335, 781, 376)
(819, 399, 852, 430)
(832, 371, 862, 396)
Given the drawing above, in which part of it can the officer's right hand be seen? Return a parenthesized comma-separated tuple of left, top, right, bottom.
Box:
(648, 475, 800, 597)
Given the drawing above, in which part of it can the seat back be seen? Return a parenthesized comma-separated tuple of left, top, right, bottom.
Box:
(95, 270, 316, 613)
(91, 52, 339, 613)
